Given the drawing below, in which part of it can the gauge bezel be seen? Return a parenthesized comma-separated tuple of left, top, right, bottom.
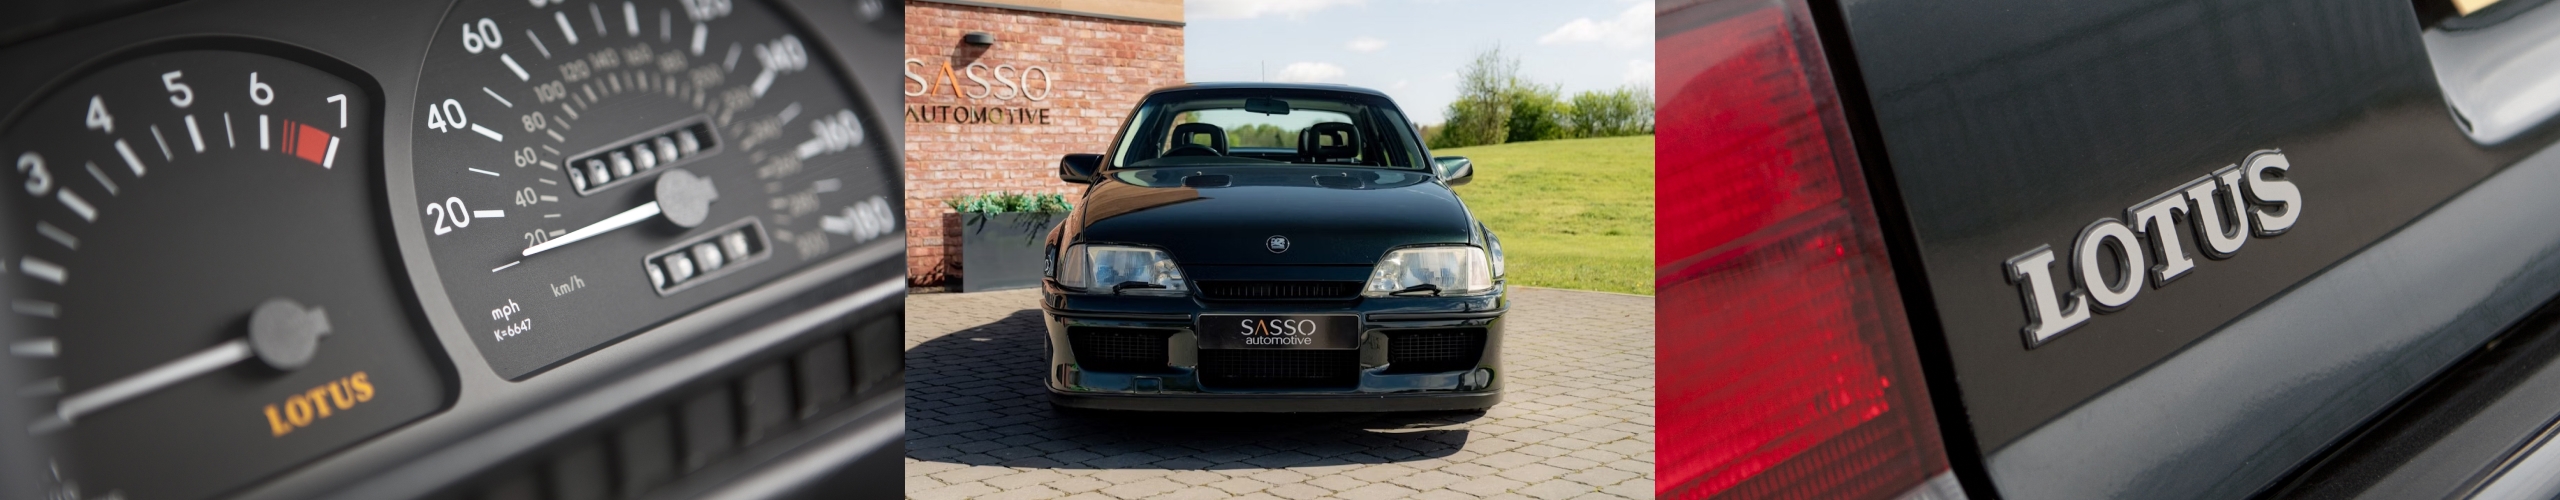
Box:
(399, 0, 907, 380)
(22, 32, 465, 397)
(0, 33, 463, 402)
(0, 35, 467, 498)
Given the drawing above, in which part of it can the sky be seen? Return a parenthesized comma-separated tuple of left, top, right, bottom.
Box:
(1183, 0, 1655, 126)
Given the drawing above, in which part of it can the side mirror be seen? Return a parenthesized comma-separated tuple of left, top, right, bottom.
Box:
(1060, 154, 1103, 184)
(1434, 156, 1474, 186)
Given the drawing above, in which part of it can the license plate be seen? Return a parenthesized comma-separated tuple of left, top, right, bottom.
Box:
(1197, 314, 1360, 349)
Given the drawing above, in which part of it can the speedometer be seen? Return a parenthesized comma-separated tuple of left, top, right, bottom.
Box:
(2, 47, 447, 500)
(408, 0, 900, 378)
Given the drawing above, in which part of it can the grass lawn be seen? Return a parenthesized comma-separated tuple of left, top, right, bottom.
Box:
(1444, 135, 1654, 295)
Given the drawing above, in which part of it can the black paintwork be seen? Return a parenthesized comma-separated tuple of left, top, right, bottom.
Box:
(1073, 167, 1475, 266)
(2261, 294, 2560, 499)
(1825, 0, 2560, 496)
(1041, 84, 1505, 411)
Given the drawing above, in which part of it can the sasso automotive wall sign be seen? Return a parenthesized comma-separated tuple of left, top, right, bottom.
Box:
(901, 57, 1053, 124)
(2003, 149, 2302, 349)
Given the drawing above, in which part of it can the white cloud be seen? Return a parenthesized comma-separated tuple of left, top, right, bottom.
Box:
(1274, 62, 1348, 83)
(1624, 59, 1655, 85)
(1189, 0, 1365, 20)
(1538, 2, 1652, 50)
(1346, 36, 1388, 53)
(1391, 79, 1411, 90)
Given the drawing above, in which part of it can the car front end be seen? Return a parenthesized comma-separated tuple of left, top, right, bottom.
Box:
(1038, 84, 1506, 412)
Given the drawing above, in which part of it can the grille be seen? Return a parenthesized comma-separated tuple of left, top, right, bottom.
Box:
(1068, 327, 1174, 373)
(1196, 280, 1363, 300)
(1198, 349, 1360, 388)
(1387, 328, 1487, 373)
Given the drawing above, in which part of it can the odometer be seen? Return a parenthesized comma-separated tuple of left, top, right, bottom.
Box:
(1, 48, 447, 500)
(409, 0, 898, 378)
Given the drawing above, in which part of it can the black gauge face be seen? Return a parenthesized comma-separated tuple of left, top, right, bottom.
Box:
(411, 0, 898, 378)
(0, 50, 446, 500)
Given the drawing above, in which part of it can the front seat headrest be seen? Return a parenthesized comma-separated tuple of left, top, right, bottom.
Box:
(1169, 123, 1228, 155)
(1300, 122, 1358, 163)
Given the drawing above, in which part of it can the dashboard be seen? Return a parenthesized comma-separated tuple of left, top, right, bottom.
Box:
(0, 0, 906, 498)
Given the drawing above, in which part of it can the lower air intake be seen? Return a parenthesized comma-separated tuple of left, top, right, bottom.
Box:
(1067, 327, 1173, 373)
(1386, 328, 1487, 373)
(1198, 349, 1359, 389)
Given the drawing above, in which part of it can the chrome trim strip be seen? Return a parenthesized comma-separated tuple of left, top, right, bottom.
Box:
(2471, 416, 2560, 499)
(2425, 1, 2560, 145)
(1897, 471, 1969, 500)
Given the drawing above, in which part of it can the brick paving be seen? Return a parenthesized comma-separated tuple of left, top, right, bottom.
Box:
(905, 287, 1655, 499)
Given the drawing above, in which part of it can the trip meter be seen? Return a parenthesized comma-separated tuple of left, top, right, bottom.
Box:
(0, 48, 447, 500)
(409, 0, 899, 378)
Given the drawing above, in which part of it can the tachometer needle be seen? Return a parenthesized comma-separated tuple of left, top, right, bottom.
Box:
(519, 168, 719, 258)
(32, 298, 330, 434)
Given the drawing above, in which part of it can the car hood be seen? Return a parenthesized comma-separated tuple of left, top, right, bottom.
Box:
(1072, 166, 1476, 266)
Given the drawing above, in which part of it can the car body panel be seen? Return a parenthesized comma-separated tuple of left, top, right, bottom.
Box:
(1986, 134, 2560, 498)
(1074, 166, 1476, 266)
(1040, 84, 1504, 412)
(1041, 299, 1506, 410)
(1827, 0, 2560, 496)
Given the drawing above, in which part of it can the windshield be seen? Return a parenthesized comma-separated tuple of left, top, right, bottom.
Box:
(1106, 89, 1427, 170)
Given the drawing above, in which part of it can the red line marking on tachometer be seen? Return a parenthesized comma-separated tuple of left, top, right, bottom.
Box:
(291, 122, 334, 168)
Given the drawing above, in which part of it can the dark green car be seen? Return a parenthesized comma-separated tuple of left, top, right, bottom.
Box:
(1041, 83, 1506, 412)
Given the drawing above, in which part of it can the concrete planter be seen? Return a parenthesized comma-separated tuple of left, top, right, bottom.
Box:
(958, 212, 1066, 292)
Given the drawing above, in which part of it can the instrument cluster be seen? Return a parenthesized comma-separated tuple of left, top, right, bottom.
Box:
(0, 0, 904, 498)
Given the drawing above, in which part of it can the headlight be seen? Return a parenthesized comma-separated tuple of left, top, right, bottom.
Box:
(1055, 244, 1188, 296)
(1487, 232, 1505, 278)
(1363, 246, 1495, 297)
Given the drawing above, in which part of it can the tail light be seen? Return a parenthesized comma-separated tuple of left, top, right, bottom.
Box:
(1656, 0, 1954, 499)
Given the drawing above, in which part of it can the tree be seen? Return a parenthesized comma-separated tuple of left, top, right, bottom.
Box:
(1505, 83, 1567, 143)
(1225, 123, 1293, 148)
(1435, 45, 1521, 149)
(1563, 85, 1655, 138)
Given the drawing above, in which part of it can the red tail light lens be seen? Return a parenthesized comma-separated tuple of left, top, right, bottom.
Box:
(1656, 0, 1953, 499)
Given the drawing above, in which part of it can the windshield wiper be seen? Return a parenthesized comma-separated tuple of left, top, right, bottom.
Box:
(1390, 284, 1441, 297)
(1112, 281, 1167, 295)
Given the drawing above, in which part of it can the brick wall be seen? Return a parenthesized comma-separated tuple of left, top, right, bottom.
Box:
(902, 0, 1184, 285)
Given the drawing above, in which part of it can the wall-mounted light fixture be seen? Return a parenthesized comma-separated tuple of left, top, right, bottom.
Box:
(962, 31, 996, 47)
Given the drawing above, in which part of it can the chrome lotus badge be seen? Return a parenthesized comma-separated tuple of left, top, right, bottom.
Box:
(2004, 149, 2301, 349)
(1266, 235, 1290, 253)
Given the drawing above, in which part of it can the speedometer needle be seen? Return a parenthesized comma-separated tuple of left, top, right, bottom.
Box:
(520, 168, 718, 257)
(523, 202, 662, 257)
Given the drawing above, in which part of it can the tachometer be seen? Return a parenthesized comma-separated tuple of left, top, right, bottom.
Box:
(1, 48, 447, 500)
(408, 0, 899, 378)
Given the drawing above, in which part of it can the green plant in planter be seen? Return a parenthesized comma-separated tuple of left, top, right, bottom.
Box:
(945, 191, 1078, 291)
(1033, 193, 1071, 212)
(945, 191, 1074, 213)
(946, 191, 1074, 226)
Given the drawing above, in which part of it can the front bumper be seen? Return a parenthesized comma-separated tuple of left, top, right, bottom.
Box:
(1041, 282, 1506, 412)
